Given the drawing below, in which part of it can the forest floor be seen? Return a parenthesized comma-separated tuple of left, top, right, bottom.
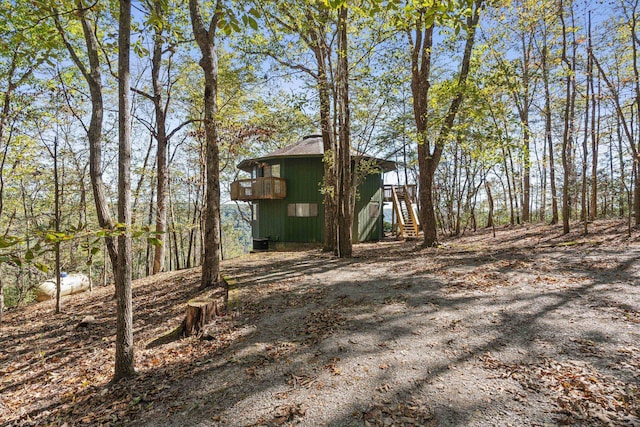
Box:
(1, 219, 640, 426)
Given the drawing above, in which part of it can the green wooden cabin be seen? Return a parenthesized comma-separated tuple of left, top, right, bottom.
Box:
(230, 134, 395, 249)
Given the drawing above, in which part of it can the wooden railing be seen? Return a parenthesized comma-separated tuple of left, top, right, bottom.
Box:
(384, 184, 416, 202)
(386, 184, 419, 238)
(230, 177, 287, 201)
(404, 184, 420, 233)
(391, 186, 406, 237)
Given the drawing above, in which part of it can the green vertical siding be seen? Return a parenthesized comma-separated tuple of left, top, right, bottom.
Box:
(254, 156, 383, 245)
(353, 172, 383, 242)
(256, 157, 324, 243)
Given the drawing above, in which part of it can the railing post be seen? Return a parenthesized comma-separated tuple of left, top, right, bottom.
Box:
(404, 184, 420, 236)
(392, 186, 405, 237)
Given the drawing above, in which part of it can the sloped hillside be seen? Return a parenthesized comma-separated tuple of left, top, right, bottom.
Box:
(1, 220, 639, 426)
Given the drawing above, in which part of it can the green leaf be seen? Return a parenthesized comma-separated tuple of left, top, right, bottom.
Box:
(147, 237, 164, 247)
(248, 16, 258, 31)
(35, 263, 49, 273)
(0, 236, 21, 248)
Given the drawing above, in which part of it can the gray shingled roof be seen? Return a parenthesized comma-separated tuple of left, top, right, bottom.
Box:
(263, 134, 324, 157)
(237, 134, 395, 172)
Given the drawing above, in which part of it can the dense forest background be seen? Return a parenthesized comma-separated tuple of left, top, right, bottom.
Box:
(1, 0, 639, 309)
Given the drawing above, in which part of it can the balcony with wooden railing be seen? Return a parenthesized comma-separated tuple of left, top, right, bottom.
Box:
(383, 184, 416, 202)
(230, 177, 287, 201)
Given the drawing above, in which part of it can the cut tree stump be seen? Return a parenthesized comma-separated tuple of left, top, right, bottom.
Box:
(182, 297, 222, 337)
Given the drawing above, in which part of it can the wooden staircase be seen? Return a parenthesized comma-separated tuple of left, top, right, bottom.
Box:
(384, 185, 420, 239)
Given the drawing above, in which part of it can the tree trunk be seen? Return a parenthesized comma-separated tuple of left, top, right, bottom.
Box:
(146, 173, 155, 277)
(559, 1, 574, 234)
(169, 182, 181, 270)
(305, 9, 337, 253)
(152, 0, 168, 275)
(114, 0, 135, 381)
(485, 179, 494, 228)
(581, 21, 591, 233)
(411, 17, 436, 245)
(53, 137, 62, 313)
(0, 279, 4, 324)
(54, 1, 118, 275)
(522, 121, 530, 222)
(631, 2, 640, 226)
(541, 41, 559, 225)
(335, 5, 352, 258)
(589, 14, 599, 222)
(319, 63, 337, 253)
(190, 0, 225, 291)
(502, 146, 515, 225)
(635, 164, 640, 225)
(617, 118, 626, 217)
(507, 147, 520, 224)
(411, 1, 482, 247)
(519, 31, 532, 223)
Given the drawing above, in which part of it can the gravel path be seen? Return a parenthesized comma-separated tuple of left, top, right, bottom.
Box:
(138, 222, 640, 426)
(2, 221, 639, 426)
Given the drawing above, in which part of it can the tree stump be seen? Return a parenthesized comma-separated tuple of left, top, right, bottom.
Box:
(182, 298, 219, 337)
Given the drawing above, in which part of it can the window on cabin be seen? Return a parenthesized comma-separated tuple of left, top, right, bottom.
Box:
(255, 163, 280, 178)
(287, 203, 318, 217)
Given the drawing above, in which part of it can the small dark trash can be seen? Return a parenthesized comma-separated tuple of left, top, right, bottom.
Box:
(253, 238, 269, 251)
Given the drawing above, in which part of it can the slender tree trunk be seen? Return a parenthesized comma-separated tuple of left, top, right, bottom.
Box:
(54, 1, 118, 274)
(53, 137, 62, 313)
(589, 14, 599, 221)
(114, 0, 135, 381)
(537, 128, 547, 222)
(519, 31, 532, 223)
(146, 177, 155, 277)
(187, 180, 201, 268)
(541, 41, 559, 224)
(0, 279, 4, 324)
(449, 144, 458, 235)
(559, 1, 574, 234)
(152, 0, 168, 275)
(502, 146, 515, 225)
(593, 62, 637, 223)
(169, 178, 181, 270)
(507, 147, 520, 224)
(618, 118, 626, 216)
(631, 2, 640, 225)
(635, 164, 640, 224)
(190, 0, 224, 290)
(581, 21, 591, 233)
(522, 121, 530, 222)
(335, 5, 352, 258)
(485, 179, 494, 228)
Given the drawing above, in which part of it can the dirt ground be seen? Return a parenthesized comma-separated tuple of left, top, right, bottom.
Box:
(1, 220, 639, 426)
